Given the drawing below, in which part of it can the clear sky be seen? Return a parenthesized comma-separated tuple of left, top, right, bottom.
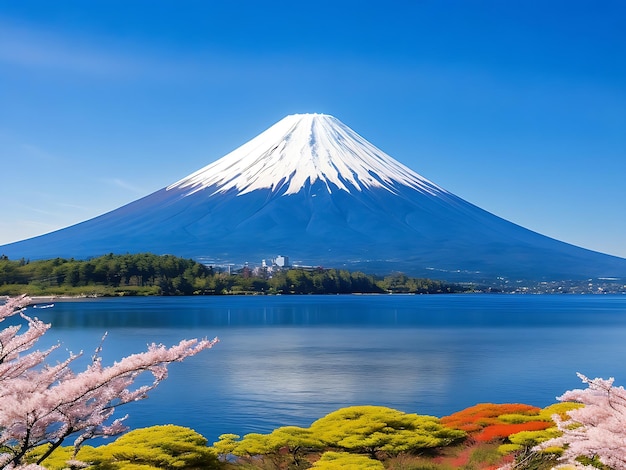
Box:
(1, 1, 625, 258)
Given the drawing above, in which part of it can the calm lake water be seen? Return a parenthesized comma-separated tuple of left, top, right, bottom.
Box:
(26, 294, 626, 444)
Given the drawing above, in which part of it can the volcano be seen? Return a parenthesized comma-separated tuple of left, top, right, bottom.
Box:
(2, 113, 625, 281)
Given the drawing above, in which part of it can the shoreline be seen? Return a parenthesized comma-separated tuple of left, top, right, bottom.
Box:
(1, 295, 104, 304)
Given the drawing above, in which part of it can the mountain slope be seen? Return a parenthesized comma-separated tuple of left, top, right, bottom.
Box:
(2, 113, 625, 281)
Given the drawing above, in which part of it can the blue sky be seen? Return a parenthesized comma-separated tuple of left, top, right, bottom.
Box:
(1, 1, 625, 258)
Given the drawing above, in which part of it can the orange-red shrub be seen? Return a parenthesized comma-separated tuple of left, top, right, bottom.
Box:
(474, 421, 552, 442)
(441, 403, 541, 432)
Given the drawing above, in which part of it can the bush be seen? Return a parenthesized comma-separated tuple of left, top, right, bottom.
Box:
(29, 425, 221, 469)
(312, 451, 384, 469)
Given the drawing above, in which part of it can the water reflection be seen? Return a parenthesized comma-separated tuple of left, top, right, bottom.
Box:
(20, 294, 626, 442)
(33, 294, 626, 329)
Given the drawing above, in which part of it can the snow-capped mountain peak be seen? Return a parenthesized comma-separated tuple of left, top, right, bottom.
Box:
(3, 112, 626, 282)
(167, 113, 447, 197)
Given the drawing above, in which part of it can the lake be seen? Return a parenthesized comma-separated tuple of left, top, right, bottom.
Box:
(25, 294, 626, 444)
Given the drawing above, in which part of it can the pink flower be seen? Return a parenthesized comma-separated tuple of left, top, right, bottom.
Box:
(0, 296, 218, 468)
(536, 372, 626, 468)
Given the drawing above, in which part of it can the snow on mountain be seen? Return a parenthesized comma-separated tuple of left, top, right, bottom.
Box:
(2, 113, 626, 282)
(167, 113, 446, 197)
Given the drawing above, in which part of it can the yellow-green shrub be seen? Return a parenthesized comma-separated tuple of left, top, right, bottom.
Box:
(28, 425, 219, 470)
(309, 405, 465, 455)
(312, 451, 384, 469)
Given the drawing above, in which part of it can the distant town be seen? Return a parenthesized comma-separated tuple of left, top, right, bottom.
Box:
(482, 277, 626, 295)
(202, 255, 626, 295)
(207, 255, 294, 276)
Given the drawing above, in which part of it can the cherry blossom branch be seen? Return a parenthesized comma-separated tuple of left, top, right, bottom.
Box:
(535, 373, 626, 468)
(0, 295, 219, 469)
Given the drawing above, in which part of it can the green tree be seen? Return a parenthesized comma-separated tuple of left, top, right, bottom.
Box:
(312, 451, 384, 469)
(28, 425, 221, 469)
(232, 432, 272, 456)
(212, 433, 240, 458)
(214, 426, 324, 467)
(267, 426, 325, 465)
(0, 258, 20, 285)
(309, 405, 465, 459)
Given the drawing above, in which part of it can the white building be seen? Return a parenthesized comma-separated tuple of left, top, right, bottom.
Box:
(273, 255, 290, 268)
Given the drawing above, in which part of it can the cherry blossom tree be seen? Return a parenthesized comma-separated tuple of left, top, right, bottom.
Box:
(0, 295, 218, 469)
(536, 372, 626, 469)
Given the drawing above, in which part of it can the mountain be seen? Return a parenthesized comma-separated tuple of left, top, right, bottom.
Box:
(2, 113, 626, 282)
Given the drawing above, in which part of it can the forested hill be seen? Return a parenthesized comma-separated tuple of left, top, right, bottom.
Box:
(0, 253, 465, 296)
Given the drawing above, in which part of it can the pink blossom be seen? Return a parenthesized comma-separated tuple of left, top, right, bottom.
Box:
(0, 296, 218, 468)
(536, 372, 626, 468)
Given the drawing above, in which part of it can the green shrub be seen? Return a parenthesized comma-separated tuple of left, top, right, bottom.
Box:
(28, 425, 220, 469)
(312, 451, 384, 469)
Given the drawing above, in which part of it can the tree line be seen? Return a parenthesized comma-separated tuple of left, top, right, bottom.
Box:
(0, 253, 466, 296)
